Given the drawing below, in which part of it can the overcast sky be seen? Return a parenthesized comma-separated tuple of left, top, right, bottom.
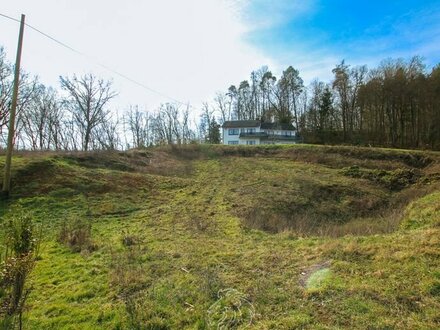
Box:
(1, 0, 440, 114)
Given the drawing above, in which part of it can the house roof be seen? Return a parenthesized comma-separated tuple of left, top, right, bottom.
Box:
(260, 122, 295, 130)
(222, 120, 261, 128)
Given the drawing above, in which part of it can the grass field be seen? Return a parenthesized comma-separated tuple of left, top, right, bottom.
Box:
(0, 144, 439, 329)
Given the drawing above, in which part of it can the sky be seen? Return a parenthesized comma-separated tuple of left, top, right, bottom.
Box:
(1, 0, 440, 114)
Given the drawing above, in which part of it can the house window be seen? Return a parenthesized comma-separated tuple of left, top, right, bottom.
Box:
(246, 140, 256, 145)
(228, 141, 239, 145)
(228, 129, 239, 135)
(246, 128, 256, 133)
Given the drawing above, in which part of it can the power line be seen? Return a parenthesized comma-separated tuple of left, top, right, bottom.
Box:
(0, 12, 192, 107)
(0, 12, 20, 23)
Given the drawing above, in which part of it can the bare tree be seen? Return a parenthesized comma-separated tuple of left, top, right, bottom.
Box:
(278, 66, 304, 127)
(149, 103, 195, 145)
(62, 115, 79, 151)
(60, 73, 117, 151)
(199, 102, 218, 142)
(95, 115, 121, 150)
(332, 61, 367, 141)
(125, 106, 150, 148)
(259, 70, 277, 121)
(18, 85, 62, 150)
(0, 47, 13, 138)
(181, 105, 194, 143)
(214, 92, 230, 124)
(0, 48, 38, 147)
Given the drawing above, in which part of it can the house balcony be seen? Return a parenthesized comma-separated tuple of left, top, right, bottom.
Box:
(239, 132, 269, 138)
(239, 132, 298, 142)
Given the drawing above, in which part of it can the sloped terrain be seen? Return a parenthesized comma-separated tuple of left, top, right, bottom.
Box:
(0, 144, 439, 329)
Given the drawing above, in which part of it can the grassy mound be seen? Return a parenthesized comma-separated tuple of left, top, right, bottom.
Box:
(0, 144, 439, 329)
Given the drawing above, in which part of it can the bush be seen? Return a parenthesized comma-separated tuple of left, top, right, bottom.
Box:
(341, 166, 420, 190)
(121, 232, 140, 247)
(58, 217, 96, 253)
(0, 211, 39, 329)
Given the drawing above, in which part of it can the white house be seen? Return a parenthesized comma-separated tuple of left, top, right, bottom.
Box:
(222, 120, 297, 145)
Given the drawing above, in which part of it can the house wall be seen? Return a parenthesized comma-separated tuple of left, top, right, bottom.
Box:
(222, 126, 297, 145)
(239, 138, 260, 145)
(222, 126, 261, 145)
(261, 129, 295, 137)
(259, 129, 296, 145)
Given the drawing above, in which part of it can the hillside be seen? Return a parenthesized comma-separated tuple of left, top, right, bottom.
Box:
(0, 144, 439, 329)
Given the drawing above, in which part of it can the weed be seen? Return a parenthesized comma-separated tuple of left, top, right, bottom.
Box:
(188, 216, 212, 233)
(121, 231, 140, 247)
(57, 217, 96, 253)
(341, 165, 421, 190)
(198, 266, 224, 300)
(429, 282, 440, 296)
(207, 288, 255, 329)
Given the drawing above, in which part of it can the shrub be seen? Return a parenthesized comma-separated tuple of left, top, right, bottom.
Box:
(121, 232, 140, 247)
(198, 266, 224, 300)
(58, 217, 96, 253)
(189, 216, 210, 232)
(0, 211, 39, 329)
(341, 166, 420, 191)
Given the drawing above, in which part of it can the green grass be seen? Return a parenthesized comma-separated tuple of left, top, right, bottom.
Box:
(306, 268, 332, 291)
(0, 144, 439, 329)
(401, 191, 440, 229)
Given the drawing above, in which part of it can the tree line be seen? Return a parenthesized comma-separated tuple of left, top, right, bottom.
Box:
(214, 56, 440, 150)
(0, 47, 204, 151)
(1, 45, 439, 151)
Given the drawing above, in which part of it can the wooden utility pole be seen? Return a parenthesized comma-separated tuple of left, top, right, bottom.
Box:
(2, 14, 25, 198)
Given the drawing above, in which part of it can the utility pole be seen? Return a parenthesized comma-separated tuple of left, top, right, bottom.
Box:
(2, 14, 25, 198)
